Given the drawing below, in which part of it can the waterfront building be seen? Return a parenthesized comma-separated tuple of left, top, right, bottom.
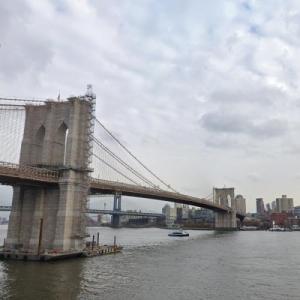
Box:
(0, 217, 8, 225)
(174, 203, 183, 209)
(235, 195, 246, 214)
(256, 198, 265, 215)
(175, 204, 189, 220)
(271, 212, 288, 226)
(276, 195, 294, 213)
(162, 204, 177, 226)
(192, 209, 214, 222)
(182, 205, 189, 219)
(293, 206, 300, 218)
(271, 201, 276, 212)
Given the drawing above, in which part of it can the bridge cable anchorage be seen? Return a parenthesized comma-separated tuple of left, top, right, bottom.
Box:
(95, 118, 178, 193)
(92, 153, 141, 186)
(92, 137, 160, 189)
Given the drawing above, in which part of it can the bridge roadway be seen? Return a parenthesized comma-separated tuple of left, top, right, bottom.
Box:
(0, 162, 244, 219)
(0, 206, 11, 212)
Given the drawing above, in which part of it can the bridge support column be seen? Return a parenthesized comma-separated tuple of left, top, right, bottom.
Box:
(213, 187, 237, 230)
(215, 211, 237, 230)
(5, 94, 94, 255)
(111, 193, 121, 227)
(53, 170, 89, 251)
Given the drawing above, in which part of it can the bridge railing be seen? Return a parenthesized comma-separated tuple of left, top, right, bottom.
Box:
(0, 161, 59, 182)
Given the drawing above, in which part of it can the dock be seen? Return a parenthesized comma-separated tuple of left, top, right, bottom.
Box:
(0, 244, 122, 261)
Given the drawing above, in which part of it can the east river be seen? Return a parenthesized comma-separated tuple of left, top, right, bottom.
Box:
(0, 225, 300, 299)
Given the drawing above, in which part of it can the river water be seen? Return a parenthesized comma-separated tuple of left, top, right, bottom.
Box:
(0, 225, 300, 300)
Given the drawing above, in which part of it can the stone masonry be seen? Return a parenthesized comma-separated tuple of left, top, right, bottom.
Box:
(5, 97, 93, 253)
(213, 187, 237, 230)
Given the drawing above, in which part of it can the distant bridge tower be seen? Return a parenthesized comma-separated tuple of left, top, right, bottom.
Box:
(6, 90, 95, 253)
(213, 187, 237, 230)
(111, 193, 122, 227)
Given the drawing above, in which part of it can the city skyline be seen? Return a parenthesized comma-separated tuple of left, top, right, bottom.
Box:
(2, 1, 300, 212)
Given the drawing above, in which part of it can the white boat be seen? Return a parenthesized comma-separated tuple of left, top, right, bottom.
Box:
(269, 227, 286, 232)
(292, 225, 300, 231)
(168, 229, 189, 237)
(240, 226, 258, 231)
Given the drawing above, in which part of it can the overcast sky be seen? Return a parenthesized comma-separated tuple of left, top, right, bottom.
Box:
(1, 0, 300, 212)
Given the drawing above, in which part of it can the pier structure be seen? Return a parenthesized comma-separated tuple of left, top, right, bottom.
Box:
(213, 188, 237, 230)
(6, 94, 95, 253)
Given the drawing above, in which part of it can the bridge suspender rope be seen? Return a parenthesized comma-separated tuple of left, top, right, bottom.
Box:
(93, 137, 159, 189)
(0, 104, 25, 164)
(92, 152, 140, 186)
(95, 118, 178, 193)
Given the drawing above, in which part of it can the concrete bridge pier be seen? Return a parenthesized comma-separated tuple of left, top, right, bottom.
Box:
(215, 210, 237, 230)
(5, 94, 95, 255)
(213, 187, 237, 230)
(111, 193, 122, 227)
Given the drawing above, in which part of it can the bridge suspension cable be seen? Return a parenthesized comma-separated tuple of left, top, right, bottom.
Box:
(94, 118, 178, 193)
(92, 152, 140, 186)
(92, 136, 159, 189)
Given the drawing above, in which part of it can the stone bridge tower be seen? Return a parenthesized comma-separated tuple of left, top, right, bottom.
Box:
(213, 187, 237, 230)
(6, 91, 95, 253)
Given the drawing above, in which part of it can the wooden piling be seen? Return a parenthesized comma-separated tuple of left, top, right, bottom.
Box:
(37, 218, 43, 256)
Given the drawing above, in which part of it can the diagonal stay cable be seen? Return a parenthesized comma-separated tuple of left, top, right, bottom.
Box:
(92, 153, 140, 186)
(93, 136, 159, 189)
(95, 118, 178, 193)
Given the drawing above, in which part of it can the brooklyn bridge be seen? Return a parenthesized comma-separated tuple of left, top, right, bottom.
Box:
(0, 87, 244, 258)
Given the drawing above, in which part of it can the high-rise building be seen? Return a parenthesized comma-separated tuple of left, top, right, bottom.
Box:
(235, 195, 246, 214)
(271, 201, 276, 212)
(256, 198, 265, 215)
(276, 195, 294, 212)
(174, 203, 183, 209)
(162, 204, 177, 226)
(181, 204, 189, 219)
(266, 203, 271, 213)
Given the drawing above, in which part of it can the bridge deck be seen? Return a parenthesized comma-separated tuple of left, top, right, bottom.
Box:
(0, 162, 58, 186)
(0, 163, 244, 218)
(90, 179, 228, 213)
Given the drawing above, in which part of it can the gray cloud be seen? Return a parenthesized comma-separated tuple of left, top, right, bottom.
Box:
(210, 86, 286, 106)
(0, 1, 54, 81)
(247, 172, 261, 183)
(201, 111, 288, 139)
